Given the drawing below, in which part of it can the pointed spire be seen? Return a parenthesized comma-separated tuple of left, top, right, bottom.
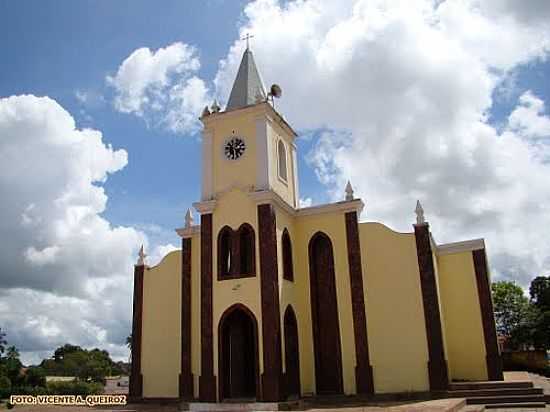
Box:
(226, 48, 266, 111)
(201, 105, 210, 117)
(185, 208, 194, 228)
(137, 245, 147, 266)
(415, 200, 426, 225)
(211, 100, 220, 113)
(345, 181, 354, 201)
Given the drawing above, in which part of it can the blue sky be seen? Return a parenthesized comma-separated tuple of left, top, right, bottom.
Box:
(1, 0, 550, 364)
(0, 0, 328, 249)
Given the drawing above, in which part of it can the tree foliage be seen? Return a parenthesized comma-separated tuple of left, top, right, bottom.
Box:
(492, 276, 550, 350)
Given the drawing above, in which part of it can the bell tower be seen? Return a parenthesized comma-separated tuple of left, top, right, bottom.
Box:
(199, 46, 299, 209)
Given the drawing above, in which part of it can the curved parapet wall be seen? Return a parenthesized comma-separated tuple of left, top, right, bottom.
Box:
(141, 250, 182, 398)
(359, 222, 430, 394)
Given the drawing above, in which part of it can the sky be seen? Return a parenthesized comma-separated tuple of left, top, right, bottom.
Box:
(0, 0, 549, 365)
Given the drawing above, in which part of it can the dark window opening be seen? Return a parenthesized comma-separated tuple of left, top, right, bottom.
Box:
(239, 224, 255, 275)
(282, 229, 294, 281)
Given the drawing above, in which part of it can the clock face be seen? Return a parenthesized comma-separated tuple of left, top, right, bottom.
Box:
(224, 137, 246, 160)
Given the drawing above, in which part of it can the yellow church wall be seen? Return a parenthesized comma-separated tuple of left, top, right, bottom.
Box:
(432, 251, 450, 364)
(141, 250, 182, 398)
(437, 252, 487, 381)
(211, 189, 264, 394)
(209, 112, 258, 196)
(359, 222, 430, 394)
(292, 212, 357, 395)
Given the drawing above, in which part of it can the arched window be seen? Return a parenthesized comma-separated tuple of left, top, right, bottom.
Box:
(282, 228, 294, 281)
(218, 226, 233, 279)
(278, 140, 287, 182)
(238, 223, 255, 275)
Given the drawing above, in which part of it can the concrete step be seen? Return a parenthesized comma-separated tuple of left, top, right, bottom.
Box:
(459, 406, 485, 412)
(447, 387, 543, 398)
(449, 381, 533, 391)
(465, 394, 546, 405)
(484, 402, 547, 409)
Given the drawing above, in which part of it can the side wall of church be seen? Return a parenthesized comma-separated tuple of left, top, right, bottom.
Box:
(437, 251, 488, 381)
(292, 211, 358, 395)
(141, 250, 182, 398)
(359, 222, 430, 393)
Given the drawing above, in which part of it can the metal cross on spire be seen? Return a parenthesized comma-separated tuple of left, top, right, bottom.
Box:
(241, 33, 254, 50)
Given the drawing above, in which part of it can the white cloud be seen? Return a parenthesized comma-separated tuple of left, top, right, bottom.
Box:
(508, 91, 550, 139)
(299, 197, 313, 208)
(107, 42, 210, 134)
(214, 0, 550, 286)
(0, 95, 175, 364)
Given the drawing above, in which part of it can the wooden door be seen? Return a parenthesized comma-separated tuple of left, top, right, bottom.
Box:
(309, 232, 343, 394)
(284, 306, 301, 397)
(221, 308, 256, 399)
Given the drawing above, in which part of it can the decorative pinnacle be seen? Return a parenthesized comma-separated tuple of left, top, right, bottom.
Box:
(210, 100, 220, 113)
(415, 200, 426, 225)
(201, 105, 211, 117)
(137, 245, 147, 266)
(185, 208, 194, 228)
(345, 180, 354, 201)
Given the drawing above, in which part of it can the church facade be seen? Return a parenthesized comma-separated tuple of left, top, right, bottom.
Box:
(129, 47, 503, 403)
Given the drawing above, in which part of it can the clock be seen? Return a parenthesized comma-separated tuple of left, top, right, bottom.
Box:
(224, 137, 246, 160)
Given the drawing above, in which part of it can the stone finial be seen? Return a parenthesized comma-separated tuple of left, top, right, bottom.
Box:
(345, 180, 354, 201)
(185, 208, 194, 228)
(137, 245, 147, 266)
(415, 200, 426, 225)
(201, 106, 211, 117)
(211, 100, 221, 113)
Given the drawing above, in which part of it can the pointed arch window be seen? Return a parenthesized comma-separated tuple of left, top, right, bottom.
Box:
(218, 224, 256, 280)
(282, 228, 294, 281)
(238, 223, 256, 275)
(218, 226, 233, 278)
(277, 140, 288, 182)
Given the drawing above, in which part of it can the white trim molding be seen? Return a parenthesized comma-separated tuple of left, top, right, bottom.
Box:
(436, 238, 485, 256)
(193, 199, 217, 214)
(176, 225, 201, 239)
(248, 189, 364, 218)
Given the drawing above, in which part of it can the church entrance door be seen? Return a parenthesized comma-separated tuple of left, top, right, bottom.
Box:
(308, 232, 343, 395)
(219, 305, 258, 400)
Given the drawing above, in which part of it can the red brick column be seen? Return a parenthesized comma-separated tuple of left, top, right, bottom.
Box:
(129, 263, 144, 399)
(345, 211, 374, 395)
(258, 204, 283, 401)
(179, 237, 194, 399)
(414, 223, 449, 391)
(199, 213, 216, 401)
(472, 249, 503, 381)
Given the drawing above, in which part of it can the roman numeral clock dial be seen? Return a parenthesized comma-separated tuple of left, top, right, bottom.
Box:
(224, 137, 246, 160)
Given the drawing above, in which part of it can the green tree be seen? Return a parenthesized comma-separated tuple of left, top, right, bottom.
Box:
(529, 276, 550, 349)
(0, 328, 7, 356)
(491, 280, 541, 349)
(24, 366, 46, 387)
(6, 346, 19, 360)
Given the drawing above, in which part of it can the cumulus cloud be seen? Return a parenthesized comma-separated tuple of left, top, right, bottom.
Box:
(107, 42, 210, 134)
(0, 95, 170, 364)
(214, 0, 550, 286)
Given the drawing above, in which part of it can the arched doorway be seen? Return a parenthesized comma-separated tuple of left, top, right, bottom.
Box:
(308, 232, 343, 394)
(218, 304, 259, 400)
(284, 305, 301, 398)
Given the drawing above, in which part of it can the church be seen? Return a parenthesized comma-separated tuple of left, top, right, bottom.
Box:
(128, 46, 503, 403)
